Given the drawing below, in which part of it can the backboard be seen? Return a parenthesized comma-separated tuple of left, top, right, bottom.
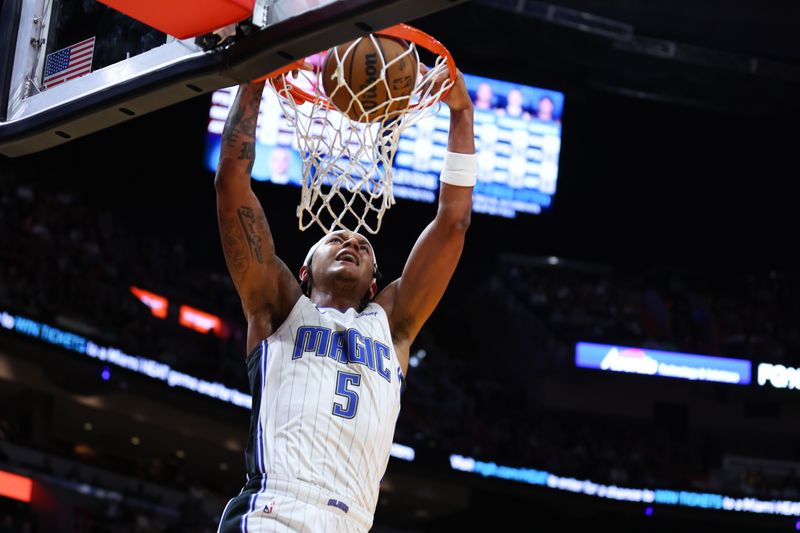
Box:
(0, 0, 462, 157)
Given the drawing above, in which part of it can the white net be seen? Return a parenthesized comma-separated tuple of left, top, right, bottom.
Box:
(269, 30, 454, 234)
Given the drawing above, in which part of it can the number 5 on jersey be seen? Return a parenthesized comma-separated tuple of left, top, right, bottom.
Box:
(333, 371, 361, 419)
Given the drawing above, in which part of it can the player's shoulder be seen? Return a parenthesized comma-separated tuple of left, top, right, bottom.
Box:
(270, 293, 313, 330)
(359, 300, 385, 320)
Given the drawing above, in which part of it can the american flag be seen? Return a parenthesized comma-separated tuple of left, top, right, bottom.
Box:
(43, 36, 95, 89)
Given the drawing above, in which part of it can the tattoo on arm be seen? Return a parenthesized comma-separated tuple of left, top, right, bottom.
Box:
(222, 106, 243, 147)
(240, 142, 256, 175)
(221, 92, 260, 149)
(237, 206, 265, 264)
(219, 211, 249, 277)
(239, 113, 258, 138)
(239, 142, 255, 161)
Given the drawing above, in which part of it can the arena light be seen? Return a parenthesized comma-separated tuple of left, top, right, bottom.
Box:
(0, 309, 251, 409)
(449, 454, 800, 517)
(575, 342, 752, 385)
(390, 443, 415, 462)
(130, 286, 168, 319)
(1, 308, 414, 462)
(179, 305, 222, 336)
(757, 363, 800, 390)
(0, 470, 33, 503)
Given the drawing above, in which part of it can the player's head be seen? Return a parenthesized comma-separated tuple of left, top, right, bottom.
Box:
(507, 88, 524, 108)
(475, 82, 493, 109)
(270, 147, 290, 174)
(537, 95, 554, 120)
(299, 230, 381, 308)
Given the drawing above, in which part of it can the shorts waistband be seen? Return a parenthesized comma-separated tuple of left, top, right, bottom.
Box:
(245, 475, 373, 531)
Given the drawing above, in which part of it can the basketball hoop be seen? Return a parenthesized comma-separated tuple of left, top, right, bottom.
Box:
(261, 24, 457, 235)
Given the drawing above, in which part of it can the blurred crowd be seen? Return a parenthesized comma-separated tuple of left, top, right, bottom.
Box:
(397, 257, 800, 502)
(0, 498, 34, 533)
(2, 176, 800, 530)
(0, 390, 222, 533)
(0, 181, 249, 391)
(495, 258, 800, 366)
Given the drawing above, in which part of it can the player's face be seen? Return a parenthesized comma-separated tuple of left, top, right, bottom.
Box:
(538, 97, 554, 119)
(476, 83, 492, 103)
(272, 149, 289, 172)
(314, 231, 375, 288)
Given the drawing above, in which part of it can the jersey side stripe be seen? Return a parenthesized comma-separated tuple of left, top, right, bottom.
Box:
(244, 340, 269, 532)
(259, 339, 268, 473)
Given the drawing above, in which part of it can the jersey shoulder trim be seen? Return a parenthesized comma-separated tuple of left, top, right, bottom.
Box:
(363, 301, 391, 329)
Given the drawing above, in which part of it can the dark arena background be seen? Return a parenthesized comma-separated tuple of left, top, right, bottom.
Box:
(3, 1, 800, 531)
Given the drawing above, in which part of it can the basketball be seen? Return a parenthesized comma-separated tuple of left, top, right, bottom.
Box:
(322, 35, 418, 123)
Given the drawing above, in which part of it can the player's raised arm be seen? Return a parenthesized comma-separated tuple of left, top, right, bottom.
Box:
(214, 82, 302, 352)
(376, 71, 475, 361)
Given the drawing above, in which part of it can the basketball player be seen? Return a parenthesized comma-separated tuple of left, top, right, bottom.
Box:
(215, 66, 475, 532)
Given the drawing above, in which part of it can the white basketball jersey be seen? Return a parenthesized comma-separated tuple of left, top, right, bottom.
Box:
(243, 295, 404, 527)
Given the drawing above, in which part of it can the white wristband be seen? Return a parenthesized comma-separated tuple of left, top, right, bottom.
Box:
(440, 151, 477, 187)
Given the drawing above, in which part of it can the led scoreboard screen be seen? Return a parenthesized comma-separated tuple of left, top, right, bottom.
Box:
(205, 73, 564, 218)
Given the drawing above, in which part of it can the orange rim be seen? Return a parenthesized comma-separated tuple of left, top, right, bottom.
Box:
(252, 59, 306, 84)
(258, 23, 457, 110)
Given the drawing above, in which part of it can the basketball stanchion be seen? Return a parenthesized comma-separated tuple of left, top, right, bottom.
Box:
(257, 23, 457, 235)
